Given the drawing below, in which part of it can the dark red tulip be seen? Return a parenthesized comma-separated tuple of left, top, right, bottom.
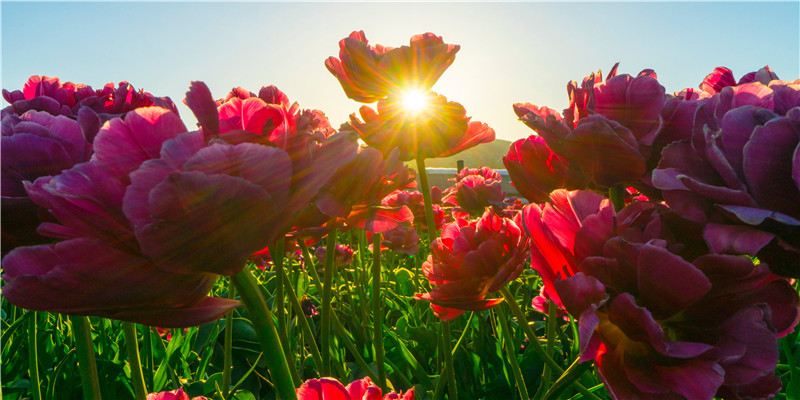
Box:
(514, 65, 665, 189)
(521, 190, 799, 400)
(652, 71, 800, 277)
(1, 110, 92, 252)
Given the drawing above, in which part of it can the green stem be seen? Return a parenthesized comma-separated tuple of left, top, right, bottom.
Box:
(28, 311, 42, 400)
(321, 230, 338, 377)
(330, 309, 379, 383)
(496, 305, 530, 400)
(608, 185, 625, 212)
(142, 325, 153, 391)
(298, 240, 323, 296)
(442, 321, 458, 400)
(70, 315, 102, 400)
(535, 300, 558, 400)
(222, 286, 236, 399)
(270, 239, 301, 387)
(372, 232, 387, 391)
(415, 157, 438, 238)
(499, 287, 601, 400)
(231, 268, 298, 400)
(279, 264, 323, 374)
(122, 322, 147, 400)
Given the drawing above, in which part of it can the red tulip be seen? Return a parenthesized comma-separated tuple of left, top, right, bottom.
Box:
(3, 75, 176, 142)
(416, 208, 529, 321)
(147, 388, 206, 400)
(442, 167, 505, 217)
(350, 92, 494, 161)
(326, 31, 459, 103)
(503, 134, 587, 203)
(297, 377, 414, 400)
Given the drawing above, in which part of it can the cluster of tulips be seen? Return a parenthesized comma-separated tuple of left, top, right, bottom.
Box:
(2, 29, 799, 400)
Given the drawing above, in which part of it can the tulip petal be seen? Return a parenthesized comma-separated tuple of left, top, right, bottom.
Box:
(703, 222, 775, 255)
(185, 81, 220, 135)
(296, 378, 350, 400)
(136, 171, 281, 276)
(93, 107, 187, 179)
(637, 244, 711, 318)
(1, 238, 229, 327)
(743, 113, 800, 219)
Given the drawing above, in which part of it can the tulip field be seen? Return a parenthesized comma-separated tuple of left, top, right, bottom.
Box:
(2, 30, 800, 400)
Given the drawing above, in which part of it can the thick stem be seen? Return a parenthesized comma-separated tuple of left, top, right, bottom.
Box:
(496, 305, 530, 400)
(28, 311, 42, 400)
(231, 268, 298, 400)
(222, 286, 236, 399)
(372, 232, 387, 391)
(441, 321, 458, 400)
(122, 322, 147, 400)
(608, 185, 625, 212)
(320, 230, 338, 377)
(70, 315, 102, 400)
(142, 325, 154, 391)
(415, 157, 438, 239)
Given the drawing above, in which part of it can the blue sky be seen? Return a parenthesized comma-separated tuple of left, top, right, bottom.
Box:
(3, 2, 798, 142)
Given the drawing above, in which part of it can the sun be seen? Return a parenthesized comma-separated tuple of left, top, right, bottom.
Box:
(400, 89, 428, 114)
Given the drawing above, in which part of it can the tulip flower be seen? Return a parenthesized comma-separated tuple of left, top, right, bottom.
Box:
(2, 108, 241, 326)
(514, 65, 665, 189)
(416, 208, 529, 321)
(652, 70, 800, 277)
(350, 91, 494, 161)
(297, 377, 414, 400)
(1, 110, 92, 252)
(313, 145, 416, 233)
(381, 189, 445, 233)
(326, 30, 459, 103)
(147, 388, 206, 400)
(3, 75, 176, 142)
(442, 167, 506, 217)
(2, 83, 354, 327)
(368, 223, 421, 256)
(314, 244, 355, 267)
(503, 134, 587, 203)
(185, 81, 358, 239)
(521, 190, 799, 400)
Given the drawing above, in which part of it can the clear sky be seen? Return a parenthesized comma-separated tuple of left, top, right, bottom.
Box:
(3, 1, 799, 142)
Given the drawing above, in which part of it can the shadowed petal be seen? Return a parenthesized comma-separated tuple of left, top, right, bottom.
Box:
(637, 244, 711, 318)
(135, 171, 281, 276)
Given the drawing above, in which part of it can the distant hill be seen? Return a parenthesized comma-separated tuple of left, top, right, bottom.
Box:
(422, 139, 513, 169)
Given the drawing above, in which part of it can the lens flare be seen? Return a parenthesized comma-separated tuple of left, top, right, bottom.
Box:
(401, 90, 428, 114)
